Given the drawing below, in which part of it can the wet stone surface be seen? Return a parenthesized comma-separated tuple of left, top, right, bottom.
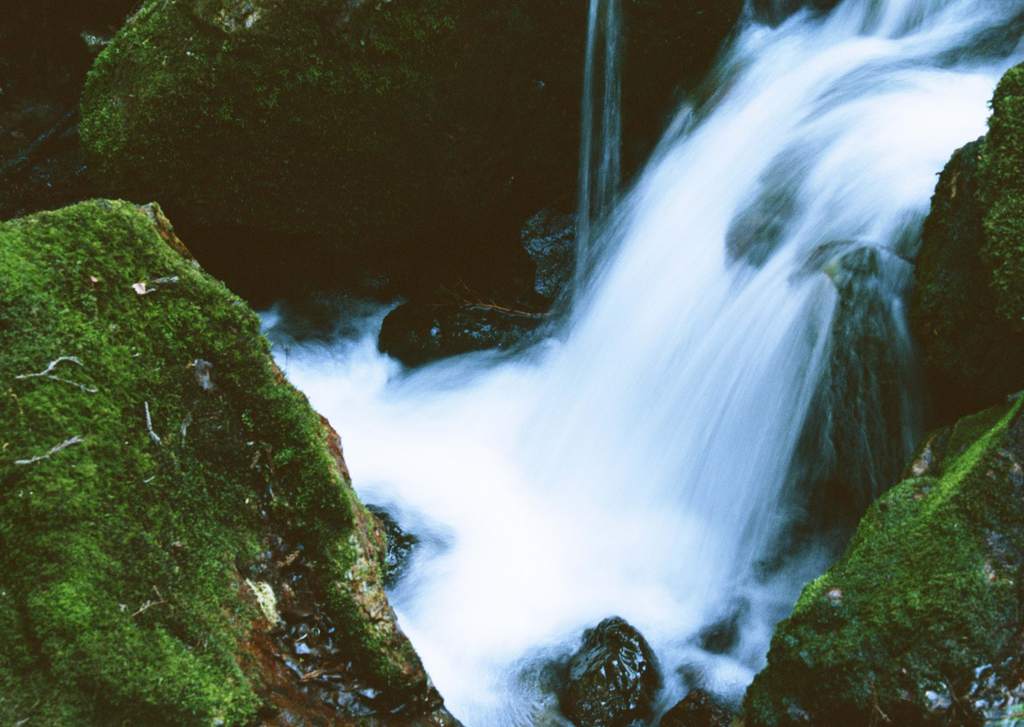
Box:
(559, 617, 661, 727)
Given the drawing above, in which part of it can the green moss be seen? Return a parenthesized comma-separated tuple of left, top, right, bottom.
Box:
(0, 200, 427, 724)
(744, 399, 1024, 726)
(911, 64, 1024, 420)
(980, 64, 1024, 333)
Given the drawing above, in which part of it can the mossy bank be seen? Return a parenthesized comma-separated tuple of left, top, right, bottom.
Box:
(0, 200, 453, 725)
(744, 398, 1024, 725)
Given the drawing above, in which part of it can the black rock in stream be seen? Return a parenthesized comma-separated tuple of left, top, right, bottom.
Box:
(560, 617, 661, 727)
(378, 301, 547, 368)
(660, 690, 734, 727)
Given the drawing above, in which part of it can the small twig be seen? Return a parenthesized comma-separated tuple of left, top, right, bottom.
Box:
(14, 436, 84, 466)
(144, 401, 161, 445)
(465, 302, 545, 319)
(15, 356, 98, 394)
(131, 586, 166, 618)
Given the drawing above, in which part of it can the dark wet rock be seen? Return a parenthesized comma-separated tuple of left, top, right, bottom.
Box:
(560, 617, 661, 727)
(367, 506, 418, 589)
(790, 242, 919, 530)
(522, 210, 576, 302)
(379, 301, 546, 368)
(660, 690, 733, 727)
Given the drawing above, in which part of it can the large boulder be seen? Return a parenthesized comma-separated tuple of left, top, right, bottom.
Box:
(744, 399, 1024, 726)
(560, 617, 661, 727)
(0, 200, 453, 725)
(80, 0, 742, 303)
(911, 64, 1024, 423)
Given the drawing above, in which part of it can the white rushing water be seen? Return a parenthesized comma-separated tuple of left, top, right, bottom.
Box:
(265, 0, 1024, 723)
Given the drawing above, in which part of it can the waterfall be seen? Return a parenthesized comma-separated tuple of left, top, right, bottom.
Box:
(576, 0, 622, 292)
(266, 0, 1024, 724)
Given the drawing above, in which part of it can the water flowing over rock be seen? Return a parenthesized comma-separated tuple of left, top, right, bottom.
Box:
(275, 2, 1024, 723)
(560, 618, 661, 727)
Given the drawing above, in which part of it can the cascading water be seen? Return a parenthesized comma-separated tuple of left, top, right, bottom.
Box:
(576, 0, 623, 292)
(264, 0, 1024, 723)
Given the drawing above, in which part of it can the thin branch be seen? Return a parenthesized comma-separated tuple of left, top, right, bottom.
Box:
(465, 302, 545, 319)
(144, 402, 162, 445)
(131, 586, 166, 618)
(15, 356, 97, 394)
(14, 435, 84, 466)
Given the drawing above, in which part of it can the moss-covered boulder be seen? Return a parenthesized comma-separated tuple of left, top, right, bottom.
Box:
(80, 0, 740, 302)
(911, 64, 1024, 422)
(744, 399, 1024, 726)
(0, 200, 453, 725)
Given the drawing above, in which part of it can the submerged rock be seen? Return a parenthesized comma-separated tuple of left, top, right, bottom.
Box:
(560, 617, 661, 727)
(744, 399, 1024, 726)
(911, 63, 1024, 423)
(378, 301, 546, 368)
(660, 690, 733, 727)
(0, 200, 453, 725)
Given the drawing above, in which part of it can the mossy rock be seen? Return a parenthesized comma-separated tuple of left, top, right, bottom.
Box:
(80, 0, 740, 302)
(911, 64, 1024, 422)
(0, 200, 449, 724)
(743, 399, 1024, 726)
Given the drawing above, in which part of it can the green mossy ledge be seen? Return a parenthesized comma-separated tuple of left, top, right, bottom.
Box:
(0, 200, 450, 725)
(744, 398, 1024, 726)
(911, 63, 1024, 421)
